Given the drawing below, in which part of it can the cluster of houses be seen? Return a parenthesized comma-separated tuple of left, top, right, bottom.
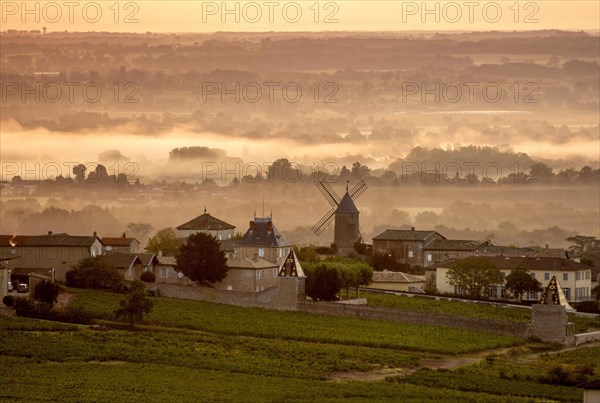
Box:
(0, 210, 296, 302)
(371, 228, 596, 302)
(1, 210, 597, 305)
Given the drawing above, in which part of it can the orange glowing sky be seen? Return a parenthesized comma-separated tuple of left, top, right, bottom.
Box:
(1, 1, 598, 33)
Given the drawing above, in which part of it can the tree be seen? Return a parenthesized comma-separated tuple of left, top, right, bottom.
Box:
(34, 280, 60, 307)
(66, 256, 123, 290)
(565, 235, 598, 255)
(146, 227, 180, 256)
(113, 280, 153, 326)
(505, 268, 542, 301)
(446, 257, 504, 298)
(176, 233, 228, 284)
(126, 222, 154, 240)
(305, 264, 340, 301)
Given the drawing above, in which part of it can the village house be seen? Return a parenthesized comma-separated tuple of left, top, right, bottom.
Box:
(427, 256, 594, 302)
(154, 254, 187, 285)
(177, 210, 236, 241)
(235, 215, 290, 266)
(372, 228, 445, 267)
(365, 271, 426, 293)
(0, 232, 103, 283)
(216, 255, 280, 293)
(423, 239, 489, 267)
(102, 253, 144, 281)
(101, 234, 140, 253)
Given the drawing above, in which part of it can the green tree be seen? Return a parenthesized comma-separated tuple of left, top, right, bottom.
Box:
(34, 280, 60, 307)
(505, 268, 542, 301)
(146, 227, 180, 256)
(446, 257, 504, 298)
(66, 256, 123, 290)
(305, 264, 340, 301)
(565, 235, 598, 255)
(114, 280, 153, 326)
(176, 233, 228, 284)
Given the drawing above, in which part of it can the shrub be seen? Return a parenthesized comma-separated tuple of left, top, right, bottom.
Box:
(573, 300, 600, 314)
(2, 295, 15, 307)
(34, 280, 61, 307)
(52, 307, 94, 325)
(66, 256, 123, 290)
(15, 299, 51, 319)
(140, 271, 156, 283)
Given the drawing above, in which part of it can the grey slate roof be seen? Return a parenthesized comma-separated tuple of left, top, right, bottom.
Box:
(335, 192, 359, 214)
(373, 229, 443, 242)
(102, 252, 143, 269)
(431, 256, 593, 272)
(238, 217, 288, 247)
(177, 213, 235, 231)
(0, 234, 100, 247)
(372, 271, 425, 283)
(424, 239, 487, 251)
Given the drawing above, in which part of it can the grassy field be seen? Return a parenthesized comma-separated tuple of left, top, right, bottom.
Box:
(0, 289, 597, 402)
(364, 291, 600, 332)
(70, 289, 524, 354)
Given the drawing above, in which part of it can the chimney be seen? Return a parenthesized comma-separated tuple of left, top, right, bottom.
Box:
(411, 227, 415, 231)
(545, 244, 548, 249)
(93, 231, 97, 237)
(122, 232, 126, 238)
(266, 221, 273, 232)
(48, 231, 53, 236)
(249, 221, 255, 230)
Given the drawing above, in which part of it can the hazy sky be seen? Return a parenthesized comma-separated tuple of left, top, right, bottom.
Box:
(1, 1, 599, 33)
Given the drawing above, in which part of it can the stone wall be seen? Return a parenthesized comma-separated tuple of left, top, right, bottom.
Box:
(147, 276, 305, 311)
(300, 301, 528, 337)
(530, 304, 568, 343)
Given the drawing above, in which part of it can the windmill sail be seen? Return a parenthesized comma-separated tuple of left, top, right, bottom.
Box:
(312, 207, 336, 235)
(316, 180, 341, 206)
(348, 180, 367, 200)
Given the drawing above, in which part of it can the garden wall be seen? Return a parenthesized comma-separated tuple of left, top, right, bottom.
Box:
(300, 301, 529, 337)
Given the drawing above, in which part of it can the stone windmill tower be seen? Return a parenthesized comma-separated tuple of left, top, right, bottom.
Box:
(312, 179, 367, 249)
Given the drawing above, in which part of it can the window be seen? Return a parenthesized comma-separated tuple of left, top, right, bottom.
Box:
(563, 273, 568, 281)
(454, 285, 465, 295)
(408, 250, 414, 258)
(258, 248, 265, 257)
(427, 254, 432, 262)
(544, 273, 549, 281)
(586, 271, 591, 280)
(273, 268, 278, 277)
(528, 291, 538, 300)
(576, 272, 580, 281)
(563, 287, 570, 301)
(256, 270, 262, 280)
(530, 273, 536, 279)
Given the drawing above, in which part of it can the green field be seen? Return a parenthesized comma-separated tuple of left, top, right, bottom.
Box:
(364, 291, 600, 332)
(0, 289, 597, 402)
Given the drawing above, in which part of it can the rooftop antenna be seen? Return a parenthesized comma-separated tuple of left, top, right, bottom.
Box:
(262, 194, 265, 218)
(204, 206, 206, 214)
(346, 180, 349, 192)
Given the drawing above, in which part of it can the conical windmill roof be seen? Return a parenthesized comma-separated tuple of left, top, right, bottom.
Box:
(539, 276, 575, 312)
(335, 192, 359, 214)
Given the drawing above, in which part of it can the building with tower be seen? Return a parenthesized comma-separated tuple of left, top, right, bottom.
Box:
(313, 179, 367, 250)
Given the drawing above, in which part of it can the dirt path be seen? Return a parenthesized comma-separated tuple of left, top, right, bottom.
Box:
(327, 343, 600, 382)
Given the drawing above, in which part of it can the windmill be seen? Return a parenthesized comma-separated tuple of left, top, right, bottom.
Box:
(312, 179, 367, 248)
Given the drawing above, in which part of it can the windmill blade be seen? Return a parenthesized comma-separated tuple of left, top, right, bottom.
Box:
(316, 180, 341, 207)
(312, 207, 336, 236)
(349, 180, 367, 200)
